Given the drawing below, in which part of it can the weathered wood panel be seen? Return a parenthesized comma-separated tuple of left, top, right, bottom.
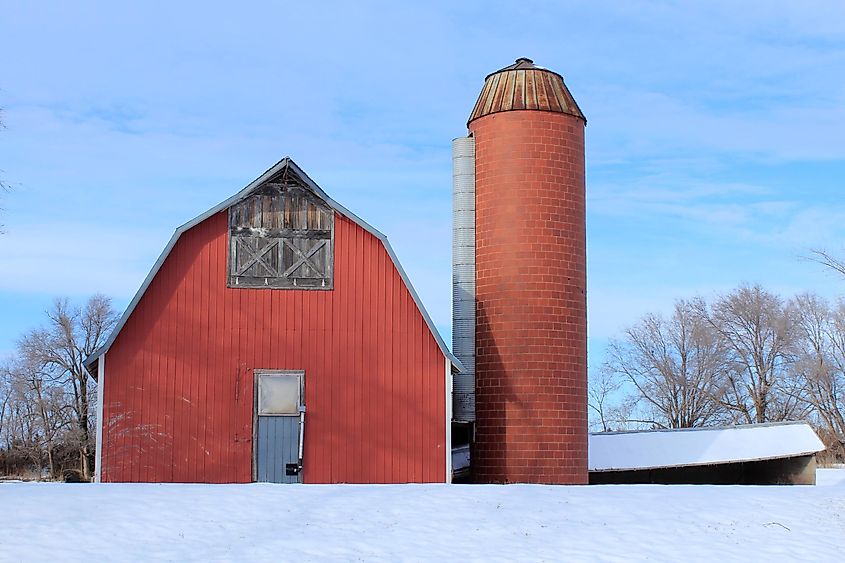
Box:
(228, 173, 334, 289)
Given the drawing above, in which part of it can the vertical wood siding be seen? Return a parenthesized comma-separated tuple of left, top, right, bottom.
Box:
(101, 212, 446, 483)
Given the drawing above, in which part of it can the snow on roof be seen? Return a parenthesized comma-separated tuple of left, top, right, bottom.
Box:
(589, 421, 826, 472)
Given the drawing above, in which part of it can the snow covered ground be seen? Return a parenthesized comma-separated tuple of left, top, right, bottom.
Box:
(2, 470, 844, 562)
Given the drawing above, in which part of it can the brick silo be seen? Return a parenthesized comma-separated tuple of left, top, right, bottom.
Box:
(468, 58, 588, 484)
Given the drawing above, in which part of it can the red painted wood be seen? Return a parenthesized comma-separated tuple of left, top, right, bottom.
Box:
(101, 213, 447, 483)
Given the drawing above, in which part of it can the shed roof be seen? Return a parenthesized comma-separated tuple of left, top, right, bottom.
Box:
(589, 421, 826, 472)
(84, 157, 463, 374)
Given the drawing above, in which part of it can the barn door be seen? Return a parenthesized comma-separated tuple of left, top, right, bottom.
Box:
(255, 371, 305, 483)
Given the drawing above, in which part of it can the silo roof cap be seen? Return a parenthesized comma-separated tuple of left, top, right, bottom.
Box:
(469, 58, 586, 125)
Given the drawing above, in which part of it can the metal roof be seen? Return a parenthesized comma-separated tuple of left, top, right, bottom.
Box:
(468, 58, 586, 124)
(589, 421, 826, 472)
(84, 157, 464, 374)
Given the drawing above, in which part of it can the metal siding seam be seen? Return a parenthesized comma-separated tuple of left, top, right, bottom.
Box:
(423, 337, 430, 482)
(140, 273, 150, 483)
(194, 227, 207, 481)
(94, 354, 105, 482)
(348, 221, 356, 482)
(210, 224, 222, 482)
(404, 281, 411, 483)
(411, 280, 418, 481)
(232, 268, 241, 484)
(408, 282, 417, 482)
(343, 230, 357, 482)
(396, 269, 405, 482)
(373, 237, 381, 483)
(339, 220, 349, 482)
(115, 336, 126, 481)
(151, 251, 163, 482)
(169, 241, 180, 482)
(308, 288, 316, 482)
(137, 270, 149, 483)
(427, 337, 435, 482)
(358, 231, 370, 483)
(196, 232, 211, 482)
(220, 234, 232, 483)
(326, 257, 334, 484)
(306, 291, 314, 484)
(176, 232, 188, 483)
(199, 223, 210, 482)
(159, 246, 171, 483)
(330, 220, 340, 483)
(421, 309, 429, 481)
(357, 225, 366, 482)
(218, 228, 230, 482)
(355, 235, 364, 482)
(240, 289, 249, 483)
(318, 288, 327, 482)
(181, 227, 194, 483)
(377, 245, 386, 483)
(188, 228, 200, 482)
(325, 229, 334, 484)
(159, 256, 171, 482)
(445, 357, 452, 483)
(385, 245, 395, 482)
(370, 243, 378, 483)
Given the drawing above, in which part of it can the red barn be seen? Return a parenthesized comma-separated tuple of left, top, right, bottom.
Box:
(85, 158, 462, 484)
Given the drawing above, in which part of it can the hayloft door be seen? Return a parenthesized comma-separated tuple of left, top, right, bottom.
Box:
(255, 371, 305, 484)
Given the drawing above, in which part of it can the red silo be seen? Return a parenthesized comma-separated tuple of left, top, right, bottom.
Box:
(469, 58, 588, 484)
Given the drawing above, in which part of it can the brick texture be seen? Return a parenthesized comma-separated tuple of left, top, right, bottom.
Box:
(470, 110, 588, 484)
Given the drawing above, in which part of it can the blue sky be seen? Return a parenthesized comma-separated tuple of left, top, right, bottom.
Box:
(2, 1, 845, 371)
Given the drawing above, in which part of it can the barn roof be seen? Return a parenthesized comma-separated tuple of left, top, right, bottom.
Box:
(589, 421, 826, 472)
(84, 157, 464, 374)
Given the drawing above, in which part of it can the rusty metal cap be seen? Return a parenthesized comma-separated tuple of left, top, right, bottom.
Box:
(468, 58, 586, 125)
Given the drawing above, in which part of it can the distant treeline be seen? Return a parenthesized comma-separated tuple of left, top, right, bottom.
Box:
(0, 296, 115, 481)
(591, 284, 845, 462)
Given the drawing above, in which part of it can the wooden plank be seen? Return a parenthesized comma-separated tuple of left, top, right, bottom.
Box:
(230, 227, 331, 239)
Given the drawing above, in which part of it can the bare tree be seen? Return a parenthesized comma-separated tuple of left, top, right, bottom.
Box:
(2, 357, 72, 479)
(588, 368, 624, 432)
(791, 293, 845, 450)
(807, 249, 845, 278)
(605, 298, 728, 429)
(16, 295, 117, 479)
(0, 365, 10, 451)
(704, 284, 799, 423)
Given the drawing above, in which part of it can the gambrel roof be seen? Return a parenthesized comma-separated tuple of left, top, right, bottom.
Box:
(84, 157, 463, 374)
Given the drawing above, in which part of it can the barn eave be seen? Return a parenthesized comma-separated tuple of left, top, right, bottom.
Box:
(83, 157, 464, 374)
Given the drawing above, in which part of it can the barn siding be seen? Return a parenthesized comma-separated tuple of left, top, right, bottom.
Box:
(101, 212, 446, 483)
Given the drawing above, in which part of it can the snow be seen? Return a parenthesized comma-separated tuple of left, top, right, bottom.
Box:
(590, 422, 826, 471)
(2, 471, 844, 561)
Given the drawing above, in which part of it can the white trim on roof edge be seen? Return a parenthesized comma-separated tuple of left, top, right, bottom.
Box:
(84, 157, 464, 373)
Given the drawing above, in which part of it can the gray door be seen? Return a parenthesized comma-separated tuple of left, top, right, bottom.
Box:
(255, 372, 303, 484)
